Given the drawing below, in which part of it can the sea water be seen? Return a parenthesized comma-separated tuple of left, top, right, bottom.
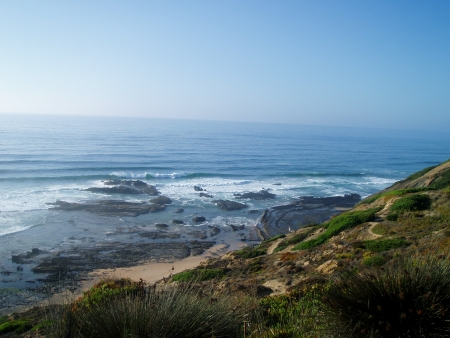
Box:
(0, 114, 449, 270)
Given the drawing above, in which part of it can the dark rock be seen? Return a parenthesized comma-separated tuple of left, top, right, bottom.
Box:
(248, 209, 260, 214)
(48, 199, 165, 217)
(273, 183, 282, 186)
(235, 189, 276, 200)
(12, 248, 46, 264)
(208, 226, 220, 236)
(91, 180, 160, 196)
(194, 185, 204, 191)
(192, 216, 206, 223)
(174, 208, 184, 213)
(155, 223, 169, 228)
(150, 196, 172, 205)
(138, 231, 181, 239)
(212, 200, 248, 211)
(229, 224, 245, 231)
(85, 186, 143, 195)
(189, 241, 215, 256)
(200, 193, 213, 198)
(172, 220, 185, 225)
(187, 230, 207, 239)
(297, 194, 361, 207)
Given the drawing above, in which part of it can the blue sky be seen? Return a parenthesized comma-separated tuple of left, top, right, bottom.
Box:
(1, 1, 449, 131)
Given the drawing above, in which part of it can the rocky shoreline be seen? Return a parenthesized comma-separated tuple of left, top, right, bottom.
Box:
(0, 179, 362, 315)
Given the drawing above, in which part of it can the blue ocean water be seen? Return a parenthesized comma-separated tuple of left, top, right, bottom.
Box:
(0, 114, 449, 264)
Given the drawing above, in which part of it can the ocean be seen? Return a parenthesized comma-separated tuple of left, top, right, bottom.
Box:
(0, 114, 449, 288)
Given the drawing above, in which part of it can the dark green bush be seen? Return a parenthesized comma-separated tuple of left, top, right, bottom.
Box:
(0, 319, 32, 334)
(362, 255, 385, 266)
(234, 246, 267, 259)
(265, 234, 286, 243)
(172, 268, 224, 282)
(293, 207, 381, 250)
(274, 231, 313, 253)
(324, 255, 450, 337)
(390, 194, 431, 213)
(386, 212, 399, 221)
(364, 238, 409, 252)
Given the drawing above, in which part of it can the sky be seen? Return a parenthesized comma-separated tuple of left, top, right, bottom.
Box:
(1, 1, 449, 131)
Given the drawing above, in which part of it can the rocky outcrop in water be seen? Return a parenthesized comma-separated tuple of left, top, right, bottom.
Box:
(192, 216, 206, 223)
(150, 196, 172, 205)
(200, 193, 213, 198)
(85, 180, 160, 196)
(212, 200, 248, 211)
(48, 200, 165, 217)
(257, 194, 361, 238)
(235, 189, 276, 200)
(194, 186, 204, 191)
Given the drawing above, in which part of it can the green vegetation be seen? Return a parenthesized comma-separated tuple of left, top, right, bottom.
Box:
(73, 278, 145, 310)
(274, 230, 314, 253)
(49, 282, 247, 338)
(234, 246, 267, 259)
(386, 212, 399, 221)
(406, 165, 438, 181)
(0, 319, 32, 335)
(293, 207, 381, 250)
(172, 268, 224, 282)
(265, 234, 286, 243)
(429, 168, 450, 189)
(364, 238, 409, 252)
(325, 254, 450, 337)
(255, 287, 325, 337)
(390, 194, 431, 213)
(362, 255, 385, 266)
(360, 188, 431, 205)
(0, 316, 7, 325)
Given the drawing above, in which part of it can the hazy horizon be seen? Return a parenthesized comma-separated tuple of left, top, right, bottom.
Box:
(1, 1, 449, 132)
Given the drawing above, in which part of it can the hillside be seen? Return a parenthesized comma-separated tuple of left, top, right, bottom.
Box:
(176, 159, 450, 296)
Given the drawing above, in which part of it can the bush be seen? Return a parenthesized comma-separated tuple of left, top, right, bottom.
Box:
(50, 282, 248, 338)
(386, 212, 399, 221)
(0, 319, 32, 334)
(324, 254, 450, 337)
(234, 246, 267, 259)
(390, 194, 431, 213)
(274, 231, 313, 253)
(364, 238, 409, 252)
(293, 207, 381, 251)
(362, 255, 385, 266)
(172, 268, 224, 282)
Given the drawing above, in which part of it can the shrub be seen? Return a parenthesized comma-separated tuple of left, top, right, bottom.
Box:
(324, 254, 450, 337)
(234, 246, 267, 259)
(293, 207, 381, 251)
(274, 231, 313, 253)
(172, 268, 224, 282)
(386, 212, 399, 221)
(364, 238, 409, 252)
(50, 282, 248, 338)
(390, 194, 431, 213)
(0, 319, 32, 335)
(265, 234, 286, 243)
(362, 255, 385, 266)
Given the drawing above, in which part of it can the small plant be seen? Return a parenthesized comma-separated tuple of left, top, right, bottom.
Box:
(362, 255, 385, 266)
(324, 254, 450, 337)
(234, 246, 267, 259)
(390, 194, 431, 213)
(364, 238, 409, 252)
(172, 268, 224, 282)
(386, 212, 399, 221)
(274, 230, 314, 253)
(336, 253, 354, 259)
(265, 234, 286, 243)
(0, 319, 32, 335)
